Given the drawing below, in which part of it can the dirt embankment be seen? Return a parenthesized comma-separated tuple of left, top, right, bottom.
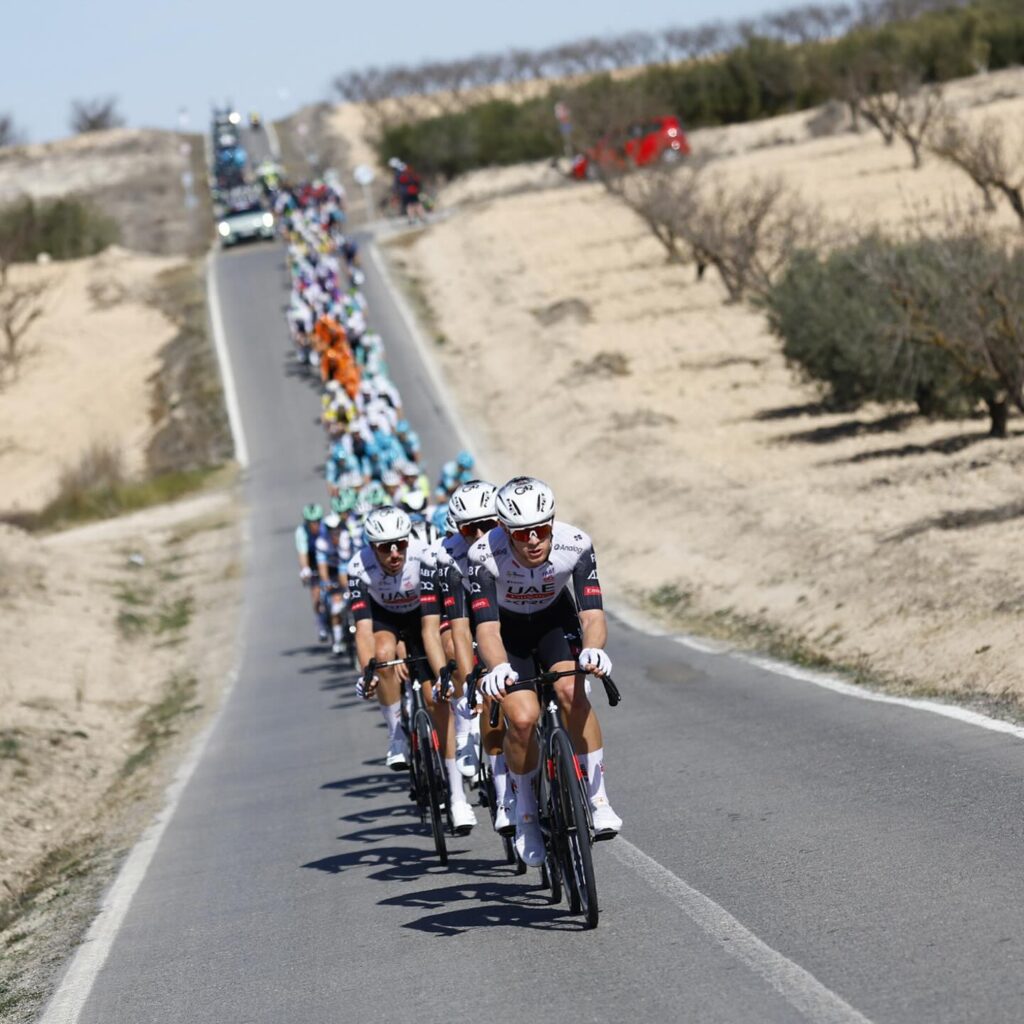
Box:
(390, 67, 1024, 705)
(0, 128, 212, 256)
(0, 247, 232, 516)
(0, 493, 242, 1022)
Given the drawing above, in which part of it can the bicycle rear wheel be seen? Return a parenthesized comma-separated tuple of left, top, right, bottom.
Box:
(552, 730, 599, 928)
(413, 709, 448, 866)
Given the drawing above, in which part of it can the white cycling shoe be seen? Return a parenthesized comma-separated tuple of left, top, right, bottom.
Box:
(494, 803, 515, 837)
(514, 813, 545, 867)
(385, 736, 409, 772)
(331, 641, 344, 657)
(591, 800, 622, 840)
(451, 801, 477, 836)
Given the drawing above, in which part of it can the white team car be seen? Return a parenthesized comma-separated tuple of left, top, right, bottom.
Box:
(217, 205, 274, 247)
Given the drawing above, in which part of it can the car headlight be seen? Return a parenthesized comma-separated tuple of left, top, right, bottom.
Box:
(218, 222, 230, 236)
(262, 213, 274, 228)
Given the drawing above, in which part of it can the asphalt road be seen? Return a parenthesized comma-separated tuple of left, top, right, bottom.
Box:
(64, 237, 1024, 1024)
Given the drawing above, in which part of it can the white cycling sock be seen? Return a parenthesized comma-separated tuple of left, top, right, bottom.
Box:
(454, 699, 471, 746)
(579, 748, 608, 806)
(332, 623, 342, 644)
(445, 758, 467, 806)
(381, 701, 402, 742)
(488, 752, 509, 807)
(510, 767, 539, 820)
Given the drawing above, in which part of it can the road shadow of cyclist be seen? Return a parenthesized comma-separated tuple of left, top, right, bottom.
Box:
(380, 879, 579, 935)
(321, 772, 405, 801)
(302, 848, 508, 886)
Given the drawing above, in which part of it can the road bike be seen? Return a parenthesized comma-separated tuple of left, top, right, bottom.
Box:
(489, 667, 621, 929)
(363, 654, 451, 864)
(464, 667, 527, 875)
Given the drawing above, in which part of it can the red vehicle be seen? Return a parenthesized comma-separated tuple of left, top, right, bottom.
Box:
(571, 116, 691, 180)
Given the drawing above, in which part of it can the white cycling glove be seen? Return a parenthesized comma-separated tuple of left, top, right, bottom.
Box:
(480, 663, 518, 699)
(299, 566, 312, 583)
(579, 648, 612, 677)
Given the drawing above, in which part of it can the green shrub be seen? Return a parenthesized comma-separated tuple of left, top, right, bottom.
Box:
(0, 195, 119, 263)
(763, 232, 1024, 435)
(376, 0, 1024, 179)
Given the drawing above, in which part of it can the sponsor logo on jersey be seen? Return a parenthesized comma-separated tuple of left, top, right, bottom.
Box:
(472, 598, 490, 612)
(505, 582, 556, 601)
(420, 593, 438, 604)
(554, 544, 583, 554)
(443, 596, 456, 608)
(351, 600, 367, 612)
(382, 589, 416, 606)
(583, 586, 602, 598)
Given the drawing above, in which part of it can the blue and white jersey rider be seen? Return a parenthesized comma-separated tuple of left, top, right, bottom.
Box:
(316, 521, 353, 584)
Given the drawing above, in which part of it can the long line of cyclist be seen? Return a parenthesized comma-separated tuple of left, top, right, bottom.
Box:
(276, 176, 622, 876)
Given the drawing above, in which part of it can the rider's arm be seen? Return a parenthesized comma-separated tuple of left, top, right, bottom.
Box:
(573, 541, 609, 671)
(295, 526, 312, 574)
(578, 608, 608, 653)
(418, 559, 447, 678)
(348, 570, 375, 669)
(468, 563, 506, 669)
(315, 538, 331, 584)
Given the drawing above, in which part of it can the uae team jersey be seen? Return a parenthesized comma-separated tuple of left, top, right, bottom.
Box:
(347, 537, 428, 621)
(466, 521, 604, 622)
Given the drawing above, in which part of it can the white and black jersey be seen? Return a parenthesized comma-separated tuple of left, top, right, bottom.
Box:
(347, 538, 428, 622)
(466, 521, 604, 623)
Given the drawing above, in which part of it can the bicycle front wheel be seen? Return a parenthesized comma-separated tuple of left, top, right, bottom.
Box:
(552, 730, 599, 928)
(413, 709, 448, 866)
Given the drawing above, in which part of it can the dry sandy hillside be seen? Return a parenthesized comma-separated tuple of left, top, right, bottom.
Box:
(392, 67, 1024, 702)
(0, 246, 184, 513)
(0, 493, 241, 1021)
(0, 128, 211, 255)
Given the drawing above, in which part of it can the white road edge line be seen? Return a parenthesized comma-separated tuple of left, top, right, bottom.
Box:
(39, 667, 243, 1024)
(205, 253, 250, 468)
(609, 839, 874, 1024)
(674, 636, 1024, 743)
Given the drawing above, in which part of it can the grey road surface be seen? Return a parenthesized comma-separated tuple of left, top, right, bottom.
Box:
(68, 238, 1024, 1024)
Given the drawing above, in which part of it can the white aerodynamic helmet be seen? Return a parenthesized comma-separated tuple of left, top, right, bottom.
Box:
(495, 477, 555, 529)
(364, 505, 412, 545)
(323, 513, 342, 529)
(449, 480, 498, 525)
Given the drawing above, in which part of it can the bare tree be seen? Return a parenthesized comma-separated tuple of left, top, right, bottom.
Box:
(613, 161, 713, 271)
(929, 114, 1024, 224)
(0, 257, 48, 386)
(679, 176, 821, 302)
(0, 113, 23, 148)
(70, 97, 125, 133)
(860, 79, 944, 168)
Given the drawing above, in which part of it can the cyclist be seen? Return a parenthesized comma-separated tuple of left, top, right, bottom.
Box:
(443, 480, 512, 827)
(468, 476, 621, 865)
(295, 503, 328, 642)
(316, 512, 353, 657)
(418, 519, 478, 835)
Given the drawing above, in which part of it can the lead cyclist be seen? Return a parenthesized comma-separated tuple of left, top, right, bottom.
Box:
(467, 476, 622, 866)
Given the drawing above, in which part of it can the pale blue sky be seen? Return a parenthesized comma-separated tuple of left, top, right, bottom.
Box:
(3, 0, 781, 143)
